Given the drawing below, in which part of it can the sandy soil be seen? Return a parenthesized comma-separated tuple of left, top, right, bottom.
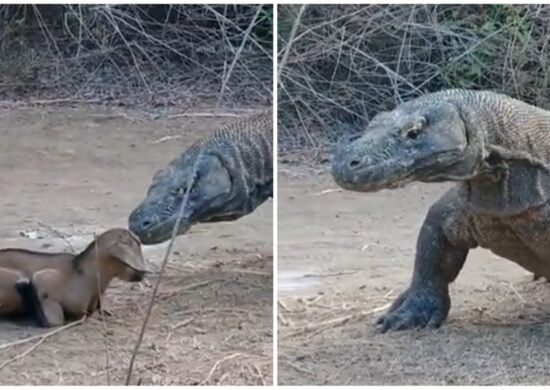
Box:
(0, 106, 272, 385)
(277, 167, 550, 386)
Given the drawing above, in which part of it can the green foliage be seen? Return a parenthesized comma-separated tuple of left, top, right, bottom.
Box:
(441, 5, 534, 88)
(254, 6, 273, 45)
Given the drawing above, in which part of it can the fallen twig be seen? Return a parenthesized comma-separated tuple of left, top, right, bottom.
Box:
(0, 317, 86, 351)
(155, 280, 217, 300)
(232, 269, 272, 277)
(199, 352, 242, 385)
(165, 112, 243, 119)
(148, 135, 182, 144)
(315, 188, 343, 196)
(0, 317, 87, 371)
(302, 270, 358, 278)
(283, 304, 390, 339)
(36, 221, 76, 254)
(252, 363, 266, 386)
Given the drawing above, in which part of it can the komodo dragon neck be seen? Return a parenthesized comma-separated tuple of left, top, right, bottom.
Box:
(187, 110, 273, 196)
(424, 90, 550, 215)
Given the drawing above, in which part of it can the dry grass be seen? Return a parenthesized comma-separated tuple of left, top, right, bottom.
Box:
(278, 292, 395, 342)
(278, 282, 550, 386)
(0, 5, 272, 108)
(278, 4, 550, 153)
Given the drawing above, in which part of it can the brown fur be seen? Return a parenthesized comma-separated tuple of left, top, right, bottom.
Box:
(0, 228, 147, 327)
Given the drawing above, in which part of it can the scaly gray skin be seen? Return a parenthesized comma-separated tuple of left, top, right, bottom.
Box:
(331, 89, 550, 332)
(129, 110, 272, 245)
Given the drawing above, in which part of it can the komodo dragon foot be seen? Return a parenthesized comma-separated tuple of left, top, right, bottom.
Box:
(375, 286, 449, 332)
(375, 195, 469, 332)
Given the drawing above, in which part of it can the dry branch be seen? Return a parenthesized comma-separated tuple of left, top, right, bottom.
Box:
(0, 316, 87, 371)
(282, 303, 390, 339)
(124, 148, 205, 385)
(278, 4, 550, 152)
(200, 352, 242, 385)
(0, 5, 272, 107)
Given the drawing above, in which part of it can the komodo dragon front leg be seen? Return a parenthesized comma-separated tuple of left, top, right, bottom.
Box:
(376, 190, 475, 332)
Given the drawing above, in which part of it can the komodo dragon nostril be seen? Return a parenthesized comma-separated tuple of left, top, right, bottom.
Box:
(349, 159, 361, 168)
(141, 220, 152, 228)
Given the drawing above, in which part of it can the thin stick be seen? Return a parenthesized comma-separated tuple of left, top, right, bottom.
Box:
(283, 304, 390, 339)
(252, 363, 266, 386)
(315, 188, 343, 196)
(36, 221, 76, 254)
(215, 5, 263, 109)
(148, 135, 182, 145)
(0, 317, 86, 371)
(21, 98, 103, 105)
(199, 352, 242, 385)
(95, 234, 111, 385)
(232, 269, 272, 277)
(124, 149, 204, 385)
(165, 112, 243, 119)
(508, 282, 527, 304)
(277, 5, 307, 83)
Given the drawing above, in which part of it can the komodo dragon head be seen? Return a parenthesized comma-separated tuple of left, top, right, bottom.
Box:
(128, 147, 235, 245)
(331, 98, 479, 192)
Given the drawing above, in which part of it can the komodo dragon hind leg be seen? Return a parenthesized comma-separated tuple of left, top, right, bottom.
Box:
(376, 203, 470, 332)
(14, 279, 49, 328)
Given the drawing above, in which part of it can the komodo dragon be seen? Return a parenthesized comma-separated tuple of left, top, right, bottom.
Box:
(129, 110, 273, 245)
(331, 89, 550, 332)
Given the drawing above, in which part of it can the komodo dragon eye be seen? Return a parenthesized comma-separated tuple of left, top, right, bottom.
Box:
(406, 128, 420, 140)
(173, 187, 188, 197)
(404, 116, 428, 140)
(175, 185, 198, 197)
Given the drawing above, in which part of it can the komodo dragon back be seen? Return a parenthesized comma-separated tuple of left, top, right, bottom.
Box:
(196, 109, 273, 199)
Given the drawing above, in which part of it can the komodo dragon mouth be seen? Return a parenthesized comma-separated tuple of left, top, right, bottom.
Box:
(333, 150, 463, 192)
(131, 217, 192, 245)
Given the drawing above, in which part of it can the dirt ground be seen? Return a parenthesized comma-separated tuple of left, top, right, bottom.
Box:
(0, 106, 272, 385)
(277, 167, 550, 386)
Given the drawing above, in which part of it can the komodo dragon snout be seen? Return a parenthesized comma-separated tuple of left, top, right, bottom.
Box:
(331, 101, 471, 192)
(129, 153, 234, 245)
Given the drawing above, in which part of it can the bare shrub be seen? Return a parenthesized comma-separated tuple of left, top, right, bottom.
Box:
(278, 4, 550, 152)
(0, 5, 273, 107)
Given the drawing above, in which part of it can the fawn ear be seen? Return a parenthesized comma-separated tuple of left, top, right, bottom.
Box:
(110, 240, 148, 272)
